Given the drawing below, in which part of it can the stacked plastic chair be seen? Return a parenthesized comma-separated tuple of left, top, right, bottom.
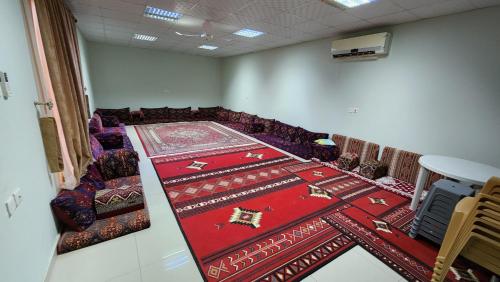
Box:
(431, 176, 500, 282)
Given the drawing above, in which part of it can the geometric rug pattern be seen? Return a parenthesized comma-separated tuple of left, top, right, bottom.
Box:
(137, 124, 488, 282)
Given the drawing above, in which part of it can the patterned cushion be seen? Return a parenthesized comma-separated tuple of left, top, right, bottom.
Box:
(95, 108, 131, 123)
(239, 112, 256, 125)
(380, 147, 421, 185)
(102, 124, 126, 135)
(226, 123, 246, 132)
(95, 183, 144, 219)
(89, 135, 104, 160)
(198, 107, 220, 119)
(96, 149, 140, 181)
(80, 164, 105, 190)
(273, 121, 288, 139)
(337, 152, 360, 171)
(57, 208, 150, 254)
(51, 189, 96, 232)
(359, 160, 388, 180)
(101, 116, 120, 127)
(294, 127, 308, 144)
(216, 109, 230, 121)
(141, 107, 168, 121)
(228, 111, 241, 122)
(168, 107, 192, 121)
(88, 114, 103, 134)
(93, 132, 124, 150)
(311, 143, 340, 162)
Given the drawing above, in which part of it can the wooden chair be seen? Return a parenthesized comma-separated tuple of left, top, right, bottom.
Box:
(431, 176, 500, 282)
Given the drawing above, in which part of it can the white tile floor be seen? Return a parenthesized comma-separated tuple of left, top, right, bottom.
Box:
(46, 125, 407, 282)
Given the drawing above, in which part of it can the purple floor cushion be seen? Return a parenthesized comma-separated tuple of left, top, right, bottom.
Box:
(51, 189, 96, 232)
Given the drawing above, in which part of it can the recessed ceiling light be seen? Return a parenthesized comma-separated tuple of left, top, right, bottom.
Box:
(144, 6, 182, 22)
(198, 45, 219, 50)
(326, 0, 374, 8)
(133, 34, 158, 41)
(233, 28, 265, 38)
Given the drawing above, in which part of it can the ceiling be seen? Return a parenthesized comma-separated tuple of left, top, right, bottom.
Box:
(67, 0, 499, 57)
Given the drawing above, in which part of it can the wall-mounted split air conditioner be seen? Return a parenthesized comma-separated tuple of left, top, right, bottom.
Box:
(331, 32, 391, 61)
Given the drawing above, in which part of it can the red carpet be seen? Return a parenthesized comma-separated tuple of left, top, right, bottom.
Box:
(135, 121, 256, 157)
(137, 125, 488, 281)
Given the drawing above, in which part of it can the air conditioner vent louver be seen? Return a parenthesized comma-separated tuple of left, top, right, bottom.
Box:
(331, 32, 391, 61)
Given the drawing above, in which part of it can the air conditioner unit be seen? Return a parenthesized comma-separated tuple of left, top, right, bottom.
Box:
(331, 32, 391, 60)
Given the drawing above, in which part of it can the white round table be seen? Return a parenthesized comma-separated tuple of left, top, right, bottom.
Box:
(410, 155, 500, 210)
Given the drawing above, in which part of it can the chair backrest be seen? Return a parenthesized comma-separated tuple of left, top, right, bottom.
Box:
(480, 176, 500, 197)
(380, 146, 421, 185)
(331, 134, 380, 163)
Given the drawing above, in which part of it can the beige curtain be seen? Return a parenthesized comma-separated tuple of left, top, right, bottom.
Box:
(34, 0, 91, 184)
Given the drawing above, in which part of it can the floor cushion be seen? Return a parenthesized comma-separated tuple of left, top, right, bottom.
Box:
(51, 189, 96, 232)
(359, 160, 388, 180)
(95, 108, 131, 123)
(375, 176, 426, 198)
(141, 107, 168, 121)
(95, 183, 144, 219)
(89, 114, 103, 134)
(337, 152, 360, 171)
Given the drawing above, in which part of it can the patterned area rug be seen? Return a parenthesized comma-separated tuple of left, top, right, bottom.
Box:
(142, 131, 488, 281)
(135, 121, 256, 157)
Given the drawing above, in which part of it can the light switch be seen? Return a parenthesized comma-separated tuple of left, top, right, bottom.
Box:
(4, 196, 16, 218)
(13, 188, 23, 207)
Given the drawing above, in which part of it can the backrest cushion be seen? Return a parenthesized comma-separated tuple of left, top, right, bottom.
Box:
(168, 107, 192, 120)
(140, 107, 168, 121)
(380, 147, 422, 185)
(96, 149, 140, 181)
(89, 134, 104, 160)
(89, 114, 103, 134)
(216, 109, 229, 121)
(198, 107, 220, 119)
(294, 127, 308, 144)
(95, 108, 131, 123)
(274, 121, 297, 142)
(50, 189, 96, 232)
(254, 117, 275, 134)
(80, 164, 105, 190)
(239, 112, 256, 125)
(333, 134, 379, 163)
(228, 111, 241, 122)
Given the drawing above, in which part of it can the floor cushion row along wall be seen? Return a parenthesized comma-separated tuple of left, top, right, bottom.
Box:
(94, 106, 444, 201)
(94, 106, 339, 162)
(51, 114, 150, 254)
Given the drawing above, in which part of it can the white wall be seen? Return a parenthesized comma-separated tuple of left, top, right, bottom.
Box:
(222, 7, 500, 168)
(77, 29, 96, 113)
(88, 43, 222, 109)
(0, 1, 59, 281)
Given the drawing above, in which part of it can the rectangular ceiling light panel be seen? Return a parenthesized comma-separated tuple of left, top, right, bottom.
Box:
(199, 45, 219, 50)
(233, 28, 265, 38)
(331, 0, 374, 8)
(144, 6, 182, 22)
(133, 34, 158, 41)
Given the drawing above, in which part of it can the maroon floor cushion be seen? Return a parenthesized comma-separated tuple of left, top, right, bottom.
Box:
(51, 189, 96, 232)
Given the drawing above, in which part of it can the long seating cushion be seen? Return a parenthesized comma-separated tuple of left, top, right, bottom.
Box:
(95, 182, 144, 219)
(95, 108, 131, 123)
(89, 135, 105, 160)
(93, 132, 124, 150)
(168, 107, 192, 121)
(140, 107, 168, 121)
(102, 123, 127, 135)
(57, 208, 150, 254)
(51, 188, 96, 232)
(225, 123, 246, 132)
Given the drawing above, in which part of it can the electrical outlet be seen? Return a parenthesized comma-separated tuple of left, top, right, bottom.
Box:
(348, 107, 359, 114)
(4, 196, 16, 218)
(13, 188, 23, 207)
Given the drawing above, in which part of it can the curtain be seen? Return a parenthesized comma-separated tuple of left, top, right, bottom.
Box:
(33, 0, 91, 186)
